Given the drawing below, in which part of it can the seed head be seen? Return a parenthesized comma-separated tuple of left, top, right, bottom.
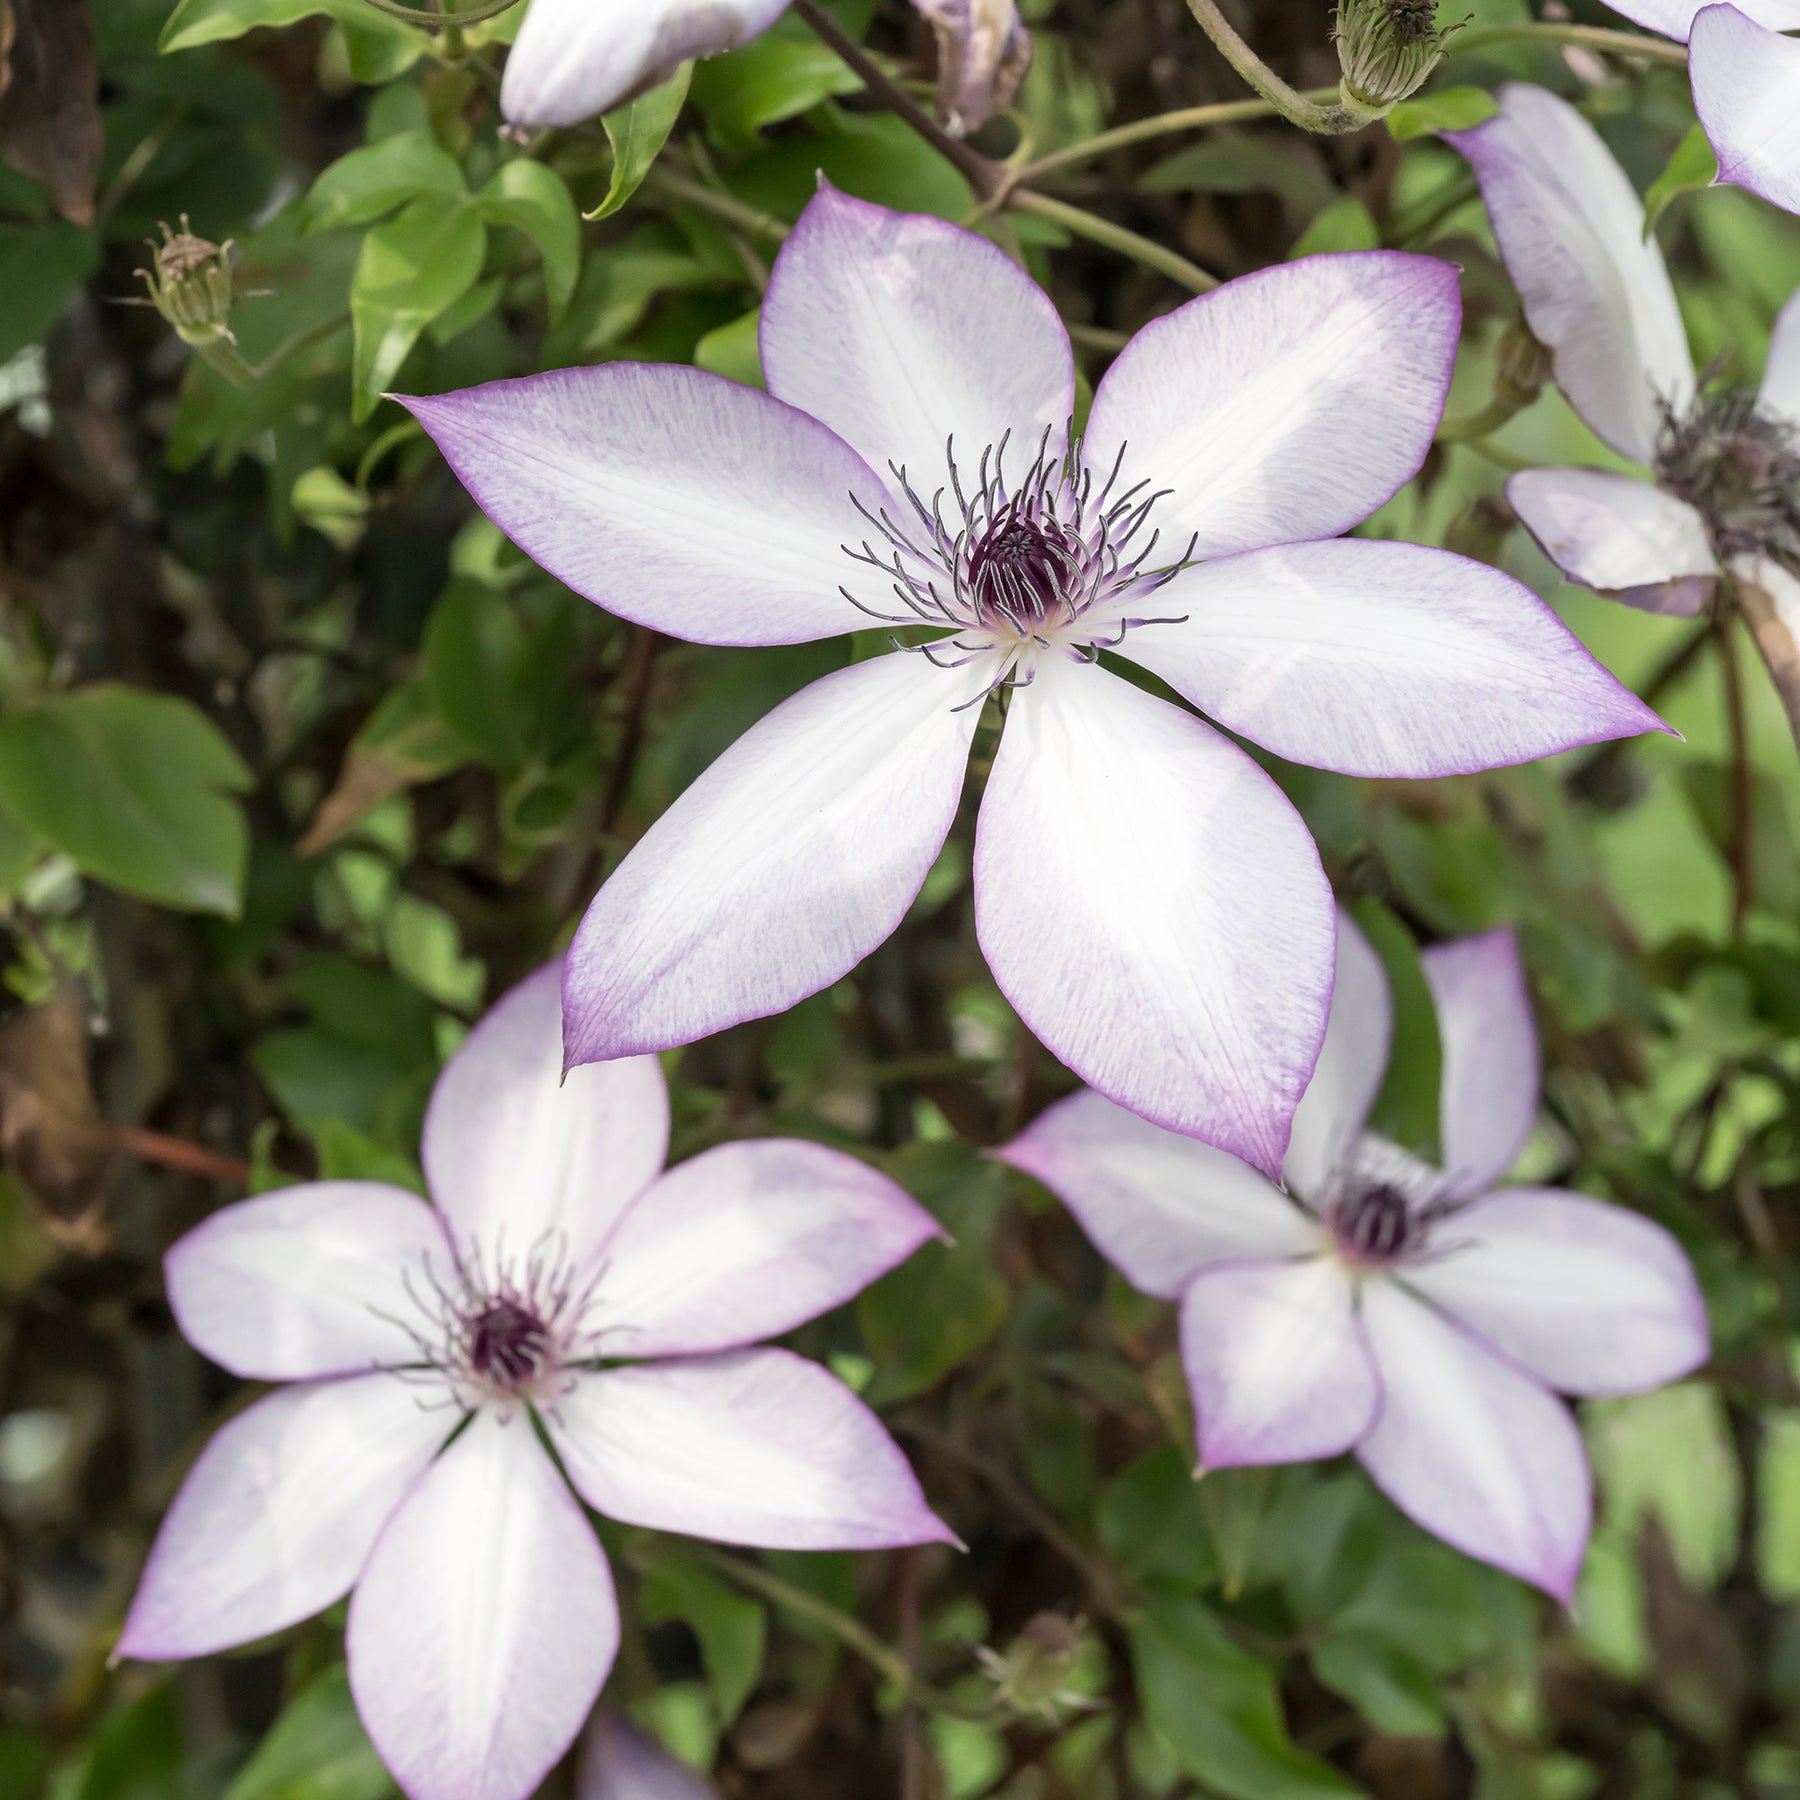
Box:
(1333, 0, 1465, 110)
(136, 218, 238, 348)
(976, 1614, 1100, 1724)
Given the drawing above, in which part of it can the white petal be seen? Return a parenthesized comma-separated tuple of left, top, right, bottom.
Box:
(1693, 6, 1800, 219)
(1409, 1188, 1710, 1394)
(348, 1412, 619, 1800)
(404, 367, 876, 646)
(1282, 911, 1392, 1201)
(590, 1140, 939, 1356)
(550, 1349, 953, 1549)
(164, 1183, 451, 1381)
(1507, 467, 1717, 598)
(580, 1715, 716, 1800)
(1082, 251, 1460, 559)
(1602, 0, 1800, 36)
(1762, 285, 1800, 431)
(1180, 1257, 1381, 1466)
(423, 961, 668, 1275)
(1358, 1281, 1592, 1599)
(996, 1088, 1320, 1300)
(564, 652, 978, 1064)
(759, 184, 1074, 493)
(1124, 538, 1665, 777)
(502, 0, 791, 125)
(117, 1377, 450, 1660)
(1447, 84, 1693, 462)
(974, 660, 1334, 1177)
(1421, 930, 1540, 1198)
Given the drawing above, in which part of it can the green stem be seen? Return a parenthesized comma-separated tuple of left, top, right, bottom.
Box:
(1181, 0, 1380, 133)
(356, 0, 520, 28)
(1007, 188, 1219, 292)
(647, 167, 791, 243)
(1451, 19, 1688, 65)
(193, 338, 260, 390)
(1435, 397, 1524, 444)
(355, 418, 423, 490)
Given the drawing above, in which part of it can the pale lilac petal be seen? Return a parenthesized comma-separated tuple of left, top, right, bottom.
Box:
(1081, 252, 1460, 559)
(1761, 285, 1800, 431)
(1123, 538, 1665, 778)
(403, 368, 877, 647)
(996, 1088, 1320, 1301)
(1693, 6, 1800, 218)
(1282, 911, 1392, 1202)
(759, 185, 1073, 493)
(1409, 1189, 1709, 1395)
(502, 0, 790, 125)
(591, 1140, 939, 1356)
(551, 1349, 953, 1548)
(579, 1715, 716, 1800)
(1358, 1281, 1592, 1600)
(974, 660, 1333, 1177)
(348, 1412, 619, 1800)
(165, 1184, 451, 1382)
(1447, 84, 1693, 463)
(913, 0, 1032, 132)
(1602, 0, 1800, 36)
(1421, 930, 1540, 1199)
(1507, 467, 1717, 601)
(117, 1377, 450, 1661)
(423, 961, 668, 1275)
(1180, 1257, 1381, 1467)
(564, 651, 979, 1065)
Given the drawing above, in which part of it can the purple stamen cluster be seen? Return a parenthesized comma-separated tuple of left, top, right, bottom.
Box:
(1331, 1179, 1421, 1264)
(1656, 386, 1800, 572)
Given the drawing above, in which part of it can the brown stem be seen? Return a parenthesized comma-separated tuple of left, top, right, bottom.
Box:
(1734, 566, 1800, 754)
(109, 1125, 252, 1186)
(599, 626, 661, 836)
(1716, 613, 1754, 937)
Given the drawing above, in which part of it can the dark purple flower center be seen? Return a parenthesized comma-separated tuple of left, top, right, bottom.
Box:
(1333, 1181, 1418, 1264)
(1656, 387, 1800, 569)
(964, 515, 1086, 630)
(467, 1298, 552, 1391)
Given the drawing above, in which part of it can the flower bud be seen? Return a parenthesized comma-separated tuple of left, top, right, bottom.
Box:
(975, 1613, 1096, 1722)
(136, 218, 237, 348)
(1333, 0, 1461, 111)
(913, 0, 1033, 136)
(1494, 319, 1555, 411)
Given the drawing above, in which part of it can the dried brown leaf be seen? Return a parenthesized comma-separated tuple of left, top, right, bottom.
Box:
(0, 987, 111, 1250)
(0, 0, 102, 226)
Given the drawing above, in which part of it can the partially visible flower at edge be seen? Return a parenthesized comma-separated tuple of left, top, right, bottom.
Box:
(996, 913, 1710, 1600)
(913, 0, 1032, 136)
(1597, 0, 1800, 218)
(115, 961, 950, 1800)
(580, 1712, 716, 1800)
(402, 186, 1664, 1178)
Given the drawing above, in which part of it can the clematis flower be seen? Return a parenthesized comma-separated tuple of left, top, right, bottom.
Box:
(999, 914, 1710, 1599)
(116, 961, 949, 1800)
(404, 187, 1661, 1174)
(501, 0, 1028, 132)
(579, 1713, 716, 1800)
(1450, 85, 1800, 634)
(1598, 0, 1800, 217)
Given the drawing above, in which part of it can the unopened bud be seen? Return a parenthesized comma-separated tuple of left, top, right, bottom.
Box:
(913, 0, 1033, 136)
(136, 217, 237, 348)
(1495, 319, 1555, 410)
(1333, 0, 1463, 111)
(975, 1613, 1098, 1723)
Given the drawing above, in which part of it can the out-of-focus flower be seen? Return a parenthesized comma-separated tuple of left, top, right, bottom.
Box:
(405, 188, 1661, 1175)
(135, 217, 237, 348)
(999, 916, 1710, 1600)
(579, 1713, 716, 1800)
(975, 1613, 1101, 1722)
(116, 962, 949, 1800)
(1599, 0, 1800, 217)
(1333, 0, 1463, 110)
(913, 0, 1031, 133)
(1448, 84, 1800, 624)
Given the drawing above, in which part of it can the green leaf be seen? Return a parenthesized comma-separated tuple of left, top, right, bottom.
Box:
(1311, 1629, 1445, 1737)
(1130, 1596, 1363, 1800)
(160, 0, 423, 59)
(291, 466, 370, 551)
(301, 131, 466, 234)
(641, 1556, 768, 1726)
(1098, 1444, 1219, 1595)
(1644, 122, 1719, 236)
(0, 687, 251, 916)
(423, 578, 529, 768)
(0, 222, 98, 363)
(349, 193, 486, 420)
(691, 38, 859, 150)
(60, 1686, 183, 1800)
(589, 63, 693, 221)
(1386, 85, 1499, 140)
(693, 307, 765, 387)
(478, 160, 581, 317)
(223, 1665, 393, 1800)
(1348, 896, 1443, 1160)
(1288, 196, 1379, 258)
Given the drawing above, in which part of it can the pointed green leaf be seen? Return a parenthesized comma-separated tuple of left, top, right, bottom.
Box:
(1644, 122, 1719, 236)
(588, 63, 693, 220)
(1386, 85, 1499, 140)
(478, 159, 582, 316)
(301, 131, 466, 235)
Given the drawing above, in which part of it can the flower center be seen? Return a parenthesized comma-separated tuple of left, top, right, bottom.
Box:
(964, 515, 1086, 630)
(1656, 387, 1800, 570)
(1330, 1180, 1420, 1265)
(467, 1298, 553, 1391)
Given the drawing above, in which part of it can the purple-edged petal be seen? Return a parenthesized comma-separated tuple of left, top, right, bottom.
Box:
(1507, 467, 1717, 605)
(117, 1376, 449, 1661)
(403, 367, 878, 647)
(1447, 84, 1693, 463)
(1180, 1257, 1381, 1467)
(996, 1088, 1320, 1300)
(1693, 6, 1800, 218)
(974, 659, 1333, 1177)
(423, 961, 668, 1275)
(348, 1412, 619, 1800)
(1409, 1188, 1709, 1395)
(1601, 0, 1800, 35)
(1082, 252, 1459, 560)
(759, 185, 1074, 492)
(1421, 929, 1540, 1199)
(580, 1715, 716, 1800)
(591, 1140, 939, 1356)
(501, 0, 790, 126)
(1762, 285, 1800, 431)
(1357, 1280, 1592, 1600)
(565, 651, 978, 1066)
(1123, 538, 1665, 777)
(1282, 910, 1392, 1202)
(165, 1183, 451, 1382)
(551, 1348, 953, 1549)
